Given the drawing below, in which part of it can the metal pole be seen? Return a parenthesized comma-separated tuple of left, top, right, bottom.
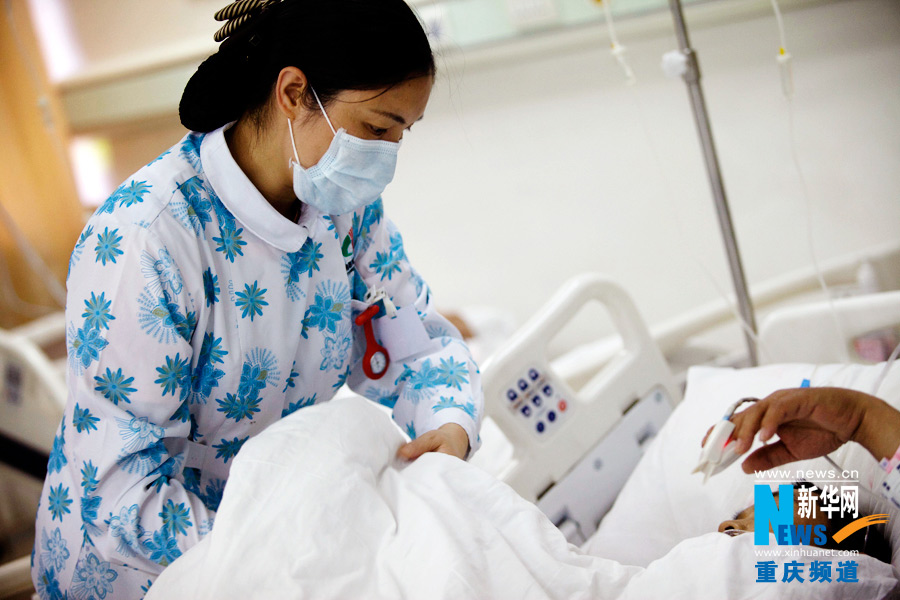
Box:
(668, 0, 759, 366)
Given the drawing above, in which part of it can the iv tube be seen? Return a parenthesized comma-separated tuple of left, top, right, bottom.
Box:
(770, 0, 793, 99)
(603, 9, 769, 362)
(599, 0, 636, 85)
(770, 0, 850, 362)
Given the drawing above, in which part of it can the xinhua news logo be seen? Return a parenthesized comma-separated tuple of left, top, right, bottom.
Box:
(754, 483, 860, 546)
(753, 471, 887, 547)
(748, 470, 890, 584)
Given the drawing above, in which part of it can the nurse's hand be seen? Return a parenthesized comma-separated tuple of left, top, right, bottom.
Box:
(722, 387, 900, 472)
(398, 423, 469, 461)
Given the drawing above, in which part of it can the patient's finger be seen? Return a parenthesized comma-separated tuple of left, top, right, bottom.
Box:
(730, 403, 767, 454)
(701, 425, 714, 447)
(741, 440, 797, 473)
(756, 390, 812, 442)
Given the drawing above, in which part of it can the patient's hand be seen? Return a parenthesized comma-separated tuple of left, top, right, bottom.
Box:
(397, 423, 470, 461)
(723, 387, 900, 473)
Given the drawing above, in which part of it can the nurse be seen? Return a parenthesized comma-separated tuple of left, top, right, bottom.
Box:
(32, 0, 483, 597)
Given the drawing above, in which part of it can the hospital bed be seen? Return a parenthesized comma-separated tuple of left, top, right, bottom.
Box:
(553, 240, 900, 389)
(0, 312, 66, 599)
(142, 259, 900, 599)
(471, 273, 681, 546)
(0, 311, 67, 476)
(5, 243, 900, 598)
(474, 242, 900, 548)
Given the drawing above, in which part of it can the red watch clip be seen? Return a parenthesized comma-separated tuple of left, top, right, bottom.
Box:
(354, 304, 390, 379)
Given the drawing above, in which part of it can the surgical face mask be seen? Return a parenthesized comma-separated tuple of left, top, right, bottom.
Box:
(288, 88, 400, 215)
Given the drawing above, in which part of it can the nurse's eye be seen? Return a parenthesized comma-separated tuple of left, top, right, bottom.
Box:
(368, 125, 388, 137)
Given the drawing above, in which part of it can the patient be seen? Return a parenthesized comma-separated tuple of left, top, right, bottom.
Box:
(717, 481, 893, 563)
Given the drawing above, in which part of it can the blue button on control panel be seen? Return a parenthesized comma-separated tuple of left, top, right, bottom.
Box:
(507, 366, 568, 438)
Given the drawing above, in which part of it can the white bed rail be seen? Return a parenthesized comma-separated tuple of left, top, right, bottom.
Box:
(552, 241, 900, 388)
(0, 556, 32, 600)
(0, 311, 67, 455)
(760, 290, 900, 365)
(481, 273, 680, 506)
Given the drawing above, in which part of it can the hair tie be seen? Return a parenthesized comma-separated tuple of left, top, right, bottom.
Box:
(213, 0, 277, 43)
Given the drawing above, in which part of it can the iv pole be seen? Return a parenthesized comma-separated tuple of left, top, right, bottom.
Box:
(667, 0, 759, 366)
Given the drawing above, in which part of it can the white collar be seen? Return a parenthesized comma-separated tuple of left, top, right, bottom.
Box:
(199, 123, 319, 253)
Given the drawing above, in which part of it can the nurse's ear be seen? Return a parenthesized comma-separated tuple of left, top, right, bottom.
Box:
(274, 66, 311, 121)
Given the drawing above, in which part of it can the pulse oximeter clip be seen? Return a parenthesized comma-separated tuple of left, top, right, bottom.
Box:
(693, 397, 758, 483)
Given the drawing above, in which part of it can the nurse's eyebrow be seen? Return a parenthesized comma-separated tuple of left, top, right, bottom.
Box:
(371, 109, 424, 126)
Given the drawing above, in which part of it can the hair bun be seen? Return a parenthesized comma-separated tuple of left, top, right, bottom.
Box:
(181, 0, 281, 131)
(180, 0, 435, 133)
(179, 47, 252, 132)
(213, 0, 276, 43)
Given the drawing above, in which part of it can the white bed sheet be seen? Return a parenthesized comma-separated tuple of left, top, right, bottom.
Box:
(146, 395, 895, 600)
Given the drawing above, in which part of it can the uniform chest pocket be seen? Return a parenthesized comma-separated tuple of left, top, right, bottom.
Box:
(351, 299, 433, 363)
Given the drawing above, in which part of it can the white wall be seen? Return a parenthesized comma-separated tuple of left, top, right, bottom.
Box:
(48, 0, 900, 353)
(40, 0, 220, 78)
(384, 0, 900, 349)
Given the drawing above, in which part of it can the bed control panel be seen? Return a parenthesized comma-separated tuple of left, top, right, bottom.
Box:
(481, 273, 680, 508)
(504, 367, 570, 437)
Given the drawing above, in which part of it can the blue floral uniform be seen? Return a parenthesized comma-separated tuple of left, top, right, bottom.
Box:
(32, 125, 483, 599)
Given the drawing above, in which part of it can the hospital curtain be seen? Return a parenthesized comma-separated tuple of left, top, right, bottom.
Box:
(0, 0, 83, 328)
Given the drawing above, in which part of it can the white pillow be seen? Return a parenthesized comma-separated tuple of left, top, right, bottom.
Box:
(583, 362, 900, 569)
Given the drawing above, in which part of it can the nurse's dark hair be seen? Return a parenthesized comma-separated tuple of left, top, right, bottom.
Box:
(179, 0, 435, 132)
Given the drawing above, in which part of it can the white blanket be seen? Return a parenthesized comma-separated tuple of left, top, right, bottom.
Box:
(147, 397, 896, 600)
